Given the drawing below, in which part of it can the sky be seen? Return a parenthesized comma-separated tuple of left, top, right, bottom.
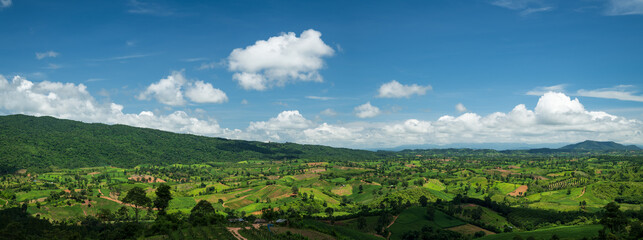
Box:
(1, 0, 642, 149)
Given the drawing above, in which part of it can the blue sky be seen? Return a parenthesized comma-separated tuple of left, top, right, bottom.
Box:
(1, 0, 642, 148)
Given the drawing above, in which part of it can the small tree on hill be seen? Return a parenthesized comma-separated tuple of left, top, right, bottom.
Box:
(419, 195, 428, 207)
(600, 202, 628, 233)
(190, 200, 216, 225)
(122, 186, 151, 222)
(154, 184, 172, 215)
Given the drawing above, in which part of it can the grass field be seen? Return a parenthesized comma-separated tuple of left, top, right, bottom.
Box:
(458, 204, 512, 230)
(300, 188, 339, 205)
(423, 179, 446, 191)
(389, 206, 465, 240)
(168, 196, 197, 210)
(16, 189, 57, 202)
(478, 224, 602, 240)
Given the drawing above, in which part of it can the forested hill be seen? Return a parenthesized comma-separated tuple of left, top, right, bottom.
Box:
(560, 140, 641, 151)
(0, 114, 384, 173)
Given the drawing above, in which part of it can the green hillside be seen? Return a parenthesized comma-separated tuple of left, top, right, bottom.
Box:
(0, 114, 382, 173)
(560, 140, 640, 151)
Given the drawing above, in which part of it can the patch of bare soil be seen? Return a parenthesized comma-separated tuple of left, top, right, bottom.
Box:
(307, 162, 326, 166)
(447, 224, 495, 236)
(227, 227, 248, 240)
(508, 185, 528, 197)
(128, 174, 166, 183)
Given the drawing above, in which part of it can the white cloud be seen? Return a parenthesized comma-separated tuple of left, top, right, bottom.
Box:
(185, 81, 228, 104)
(526, 84, 566, 95)
(90, 54, 152, 62)
(2, 76, 641, 148)
(138, 71, 227, 106)
(128, 0, 173, 16)
(198, 62, 217, 70)
(456, 103, 467, 112)
(228, 29, 334, 91)
(36, 51, 59, 60)
(354, 102, 380, 118)
(492, 0, 541, 9)
(232, 92, 642, 148)
(377, 80, 432, 98)
(521, 7, 553, 15)
(576, 85, 643, 102)
(605, 0, 643, 15)
(491, 0, 553, 15)
(44, 63, 62, 69)
(0, 0, 11, 8)
(0, 75, 228, 136)
(320, 108, 337, 116)
(241, 99, 248, 105)
(306, 96, 334, 100)
(138, 71, 187, 106)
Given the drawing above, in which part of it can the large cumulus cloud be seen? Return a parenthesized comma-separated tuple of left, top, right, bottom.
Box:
(227, 29, 334, 90)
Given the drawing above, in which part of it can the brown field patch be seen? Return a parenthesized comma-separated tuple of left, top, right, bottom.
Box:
(307, 162, 327, 166)
(360, 180, 381, 186)
(335, 166, 367, 170)
(533, 175, 549, 180)
(507, 165, 520, 169)
(447, 224, 495, 236)
(128, 174, 166, 183)
(87, 172, 101, 176)
(507, 185, 528, 196)
(16, 169, 27, 174)
(308, 168, 326, 173)
(267, 175, 281, 180)
(487, 168, 521, 177)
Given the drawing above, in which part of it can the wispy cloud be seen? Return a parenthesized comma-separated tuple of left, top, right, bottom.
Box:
(181, 57, 208, 62)
(576, 85, 643, 102)
(43, 63, 62, 69)
(526, 84, 567, 95)
(197, 61, 224, 70)
(36, 51, 59, 60)
(0, 0, 11, 9)
(491, 0, 553, 15)
(127, 0, 174, 16)
(604, 0, 643, 16)
(306, 96, 335, 100)
(86, 78, 105, 82)
(528, 84, 643, 102)
(90, 53, 153, 62)
(521, 7, 553, 15)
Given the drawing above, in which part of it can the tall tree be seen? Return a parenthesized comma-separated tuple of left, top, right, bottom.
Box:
(600, 202, 628, 233)
(190, 200, 216, 225)
(154, 184, 172, 215)
(122, 187, 151, 222)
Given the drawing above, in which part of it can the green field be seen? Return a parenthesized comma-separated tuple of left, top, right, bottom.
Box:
(478, 224, 602, 240)
(389, 206, 465, 240)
